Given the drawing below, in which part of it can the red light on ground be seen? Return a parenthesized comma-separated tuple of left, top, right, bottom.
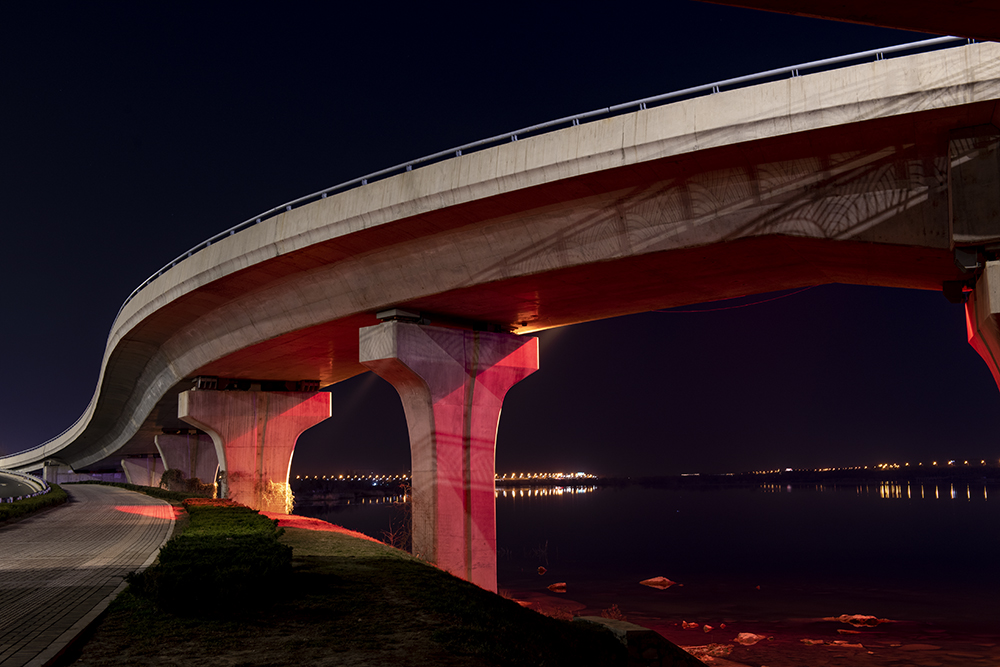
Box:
(260, 512, 382, 543)
(114, 505, 183, 521)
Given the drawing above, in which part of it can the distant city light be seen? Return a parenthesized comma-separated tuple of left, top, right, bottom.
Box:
(293, 470, 598, 482)
(295, 458, 998, 483)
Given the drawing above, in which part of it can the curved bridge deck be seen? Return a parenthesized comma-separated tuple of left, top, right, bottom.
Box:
(0, 485, 174, 667)
(3, 40, 998, 475)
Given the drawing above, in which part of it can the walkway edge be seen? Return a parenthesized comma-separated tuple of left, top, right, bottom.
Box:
(28, 493, 177, 667)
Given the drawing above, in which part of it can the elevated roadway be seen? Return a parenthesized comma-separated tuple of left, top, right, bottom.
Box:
(2, 40, 999, 475)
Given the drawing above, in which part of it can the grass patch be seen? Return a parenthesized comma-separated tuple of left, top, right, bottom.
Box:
(73, 513, 626, 666)
(0, 484, 68, 524)
(127, 499, 291, 614)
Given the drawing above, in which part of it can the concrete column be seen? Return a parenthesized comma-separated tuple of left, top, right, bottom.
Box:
(121, 455, 165, 487)
(177, 390, 331, 512)
(155, 433, 219, 485)
(41, 463, 72, 485)
(359, 321, 538, 591)
(966, 261, 1000, 390)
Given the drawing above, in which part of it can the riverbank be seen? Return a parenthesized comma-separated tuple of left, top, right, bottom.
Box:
(64, 510, 627, 666)
(501, 581, 1000, 667)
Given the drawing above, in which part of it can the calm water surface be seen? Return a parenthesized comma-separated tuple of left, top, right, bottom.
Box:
(295, 481, 1000, 630)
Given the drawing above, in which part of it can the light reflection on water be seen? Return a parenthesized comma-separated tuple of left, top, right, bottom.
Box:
(294, 480, 1000, 627)
(757, 481, 990, 501)
(497, 485, 596, 498)
(295, 479, 993, 521)
(298, 480, 988, 508)
(494, 482, 1000, 629)
(301, 494, 410, 506)
(296, 485, 597, 508)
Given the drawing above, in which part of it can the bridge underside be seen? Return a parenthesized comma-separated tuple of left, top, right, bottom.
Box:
(83, 100, 999, 470)
(7, 40, 995, 476)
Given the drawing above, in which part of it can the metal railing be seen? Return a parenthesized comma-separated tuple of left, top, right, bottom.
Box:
(2, 35, 969, 463)
(0, 469, 50, 503)
(116, 35, 966, 321)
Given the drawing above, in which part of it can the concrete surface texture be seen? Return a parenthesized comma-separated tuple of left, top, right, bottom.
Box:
(41, 471, 125, 486)
(0, 484, 174, 667)
(1, 42, 998, 477)
(698, 0, 1000, 42)
(154, 433, 219, 485)
(360, 322, 538, 591)
(120, 456, 164, 487)
(177, 390, 332, 512)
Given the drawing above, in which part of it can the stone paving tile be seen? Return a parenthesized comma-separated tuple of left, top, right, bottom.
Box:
(0, 484, 174, 667)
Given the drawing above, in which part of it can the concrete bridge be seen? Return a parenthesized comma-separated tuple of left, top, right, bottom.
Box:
(3, 39, 1000, 591)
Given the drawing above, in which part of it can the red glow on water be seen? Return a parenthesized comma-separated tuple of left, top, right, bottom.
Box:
(114, 505, 183, 521)
(261, 512, 382, 543)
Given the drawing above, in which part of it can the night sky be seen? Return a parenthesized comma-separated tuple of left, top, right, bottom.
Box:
(1, 3, 996, 476)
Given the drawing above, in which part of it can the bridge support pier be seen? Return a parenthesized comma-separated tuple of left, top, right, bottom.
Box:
(41, 462, 72, 484)
(966, 260, 1000, 390)
(155, 433, 219, 488)
(177, 390, 331, 512)
(359, 321, 538, 592)
(121, 455, 165, 487)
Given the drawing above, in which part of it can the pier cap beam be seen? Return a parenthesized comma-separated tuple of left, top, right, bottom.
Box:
(359, 321, 538, 591)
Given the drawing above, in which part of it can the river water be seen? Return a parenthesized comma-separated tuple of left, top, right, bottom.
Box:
(295, 481, 1000, 665)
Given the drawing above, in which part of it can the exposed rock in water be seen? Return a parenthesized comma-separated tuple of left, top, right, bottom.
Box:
(735, 632, 767, 645)
(824, 614, 891, 627)
(639, 576, 680, 589)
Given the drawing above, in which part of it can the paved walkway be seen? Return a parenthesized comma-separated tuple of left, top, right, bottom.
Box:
(0, 484, 175, 667)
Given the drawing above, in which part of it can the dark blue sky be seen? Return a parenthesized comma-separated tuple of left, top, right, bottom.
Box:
(1, 2, 994, 475)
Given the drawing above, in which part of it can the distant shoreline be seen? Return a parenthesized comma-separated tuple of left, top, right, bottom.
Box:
(291, 466, 1000, 504)
(614, 465, 1000, 487)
